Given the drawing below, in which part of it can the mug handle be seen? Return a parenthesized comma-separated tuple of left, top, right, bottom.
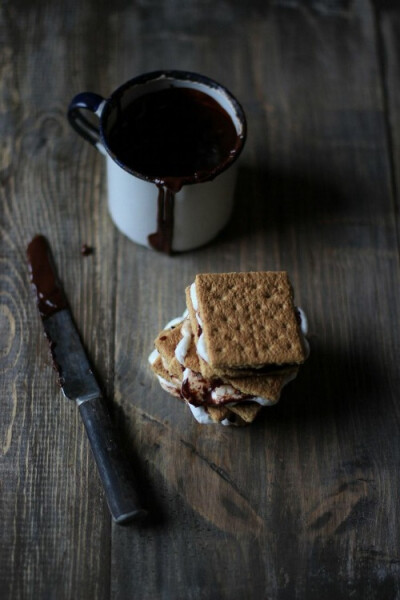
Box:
(67, 92, 106, 146)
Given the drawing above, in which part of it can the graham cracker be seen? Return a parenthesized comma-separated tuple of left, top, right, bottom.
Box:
(229, 402, 262, 423)
(150, 353, 171, 381)
(154, 325, 182, 364)
(185, 292, 296, 399)
(226, 370, 296, 401)
(149, 353, 182, 399)
(202, 405, 254, 426)
(189, 272, 307, 377)
(179, 325, 202, 372)
(208, 400, 261, 425)
(207, 406, 230, 423)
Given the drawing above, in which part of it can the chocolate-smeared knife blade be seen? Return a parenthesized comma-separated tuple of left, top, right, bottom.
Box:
(27, 235, 147, 525)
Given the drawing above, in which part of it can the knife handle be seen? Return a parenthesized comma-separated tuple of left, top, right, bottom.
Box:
(78, 397, 147, 525)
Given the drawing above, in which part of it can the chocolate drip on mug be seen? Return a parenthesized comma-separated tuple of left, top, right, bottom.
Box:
(148, 186, 175, 254)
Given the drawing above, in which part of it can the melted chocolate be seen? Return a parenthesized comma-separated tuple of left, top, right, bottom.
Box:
(26, 235, 67, 319)
(81, 243, 94, 256)
(107, 87, 243, 254)
(181, 375, 211, 406)
(181, 370, 252, 407)
(108, 88, 239, 180)
(147, 186, 175, 253)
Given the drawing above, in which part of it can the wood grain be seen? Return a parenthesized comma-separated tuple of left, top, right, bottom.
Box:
(0, 2, 114, 599)
(1, 0, 400, 599)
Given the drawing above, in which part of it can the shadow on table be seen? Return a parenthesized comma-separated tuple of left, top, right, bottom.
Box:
(110, 402, 167, 529)
(254, 333, 386, 428)
(214, 165, 387, 426)
(215, 164, 350, 247)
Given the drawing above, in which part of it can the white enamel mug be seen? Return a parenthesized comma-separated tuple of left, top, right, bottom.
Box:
(68, 71, 246, 253)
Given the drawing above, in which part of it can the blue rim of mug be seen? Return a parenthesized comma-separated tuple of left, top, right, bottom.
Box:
(99, 70, 247, 186)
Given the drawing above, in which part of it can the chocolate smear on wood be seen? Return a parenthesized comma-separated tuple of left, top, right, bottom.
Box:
(81, 243, 94, 256)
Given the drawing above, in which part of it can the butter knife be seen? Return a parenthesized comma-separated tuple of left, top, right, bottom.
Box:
(27, 235, 147, 525)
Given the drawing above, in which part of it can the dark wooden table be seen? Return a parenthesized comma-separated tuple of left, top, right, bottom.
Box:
(2, 1, 400, 598)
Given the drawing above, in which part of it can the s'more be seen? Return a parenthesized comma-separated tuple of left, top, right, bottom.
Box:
(149, 271, 309, 426)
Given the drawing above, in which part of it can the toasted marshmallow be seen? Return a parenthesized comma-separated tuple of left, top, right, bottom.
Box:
(188, 404, 215, 424)
(157, 375, 181, 398)
(175, 318, 192, 365)
(164, 309, 188, 331)
(148, 348, 160, 364)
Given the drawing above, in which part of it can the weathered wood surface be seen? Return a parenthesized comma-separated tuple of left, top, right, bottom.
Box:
(1, 0, 400, 598)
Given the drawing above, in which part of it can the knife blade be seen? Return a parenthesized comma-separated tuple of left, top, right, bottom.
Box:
(27, 234, 147, 525)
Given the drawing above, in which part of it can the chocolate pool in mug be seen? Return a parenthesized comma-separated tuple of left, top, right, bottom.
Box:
(68, 71, 247, 253)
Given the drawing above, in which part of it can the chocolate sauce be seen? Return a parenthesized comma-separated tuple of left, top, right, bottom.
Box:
(181, 370, 252, 407)
(27, 235, 67, 318)
(147, 186, 175, 253)
(81, 243, 94, 256)
(107, 87, 243, 253)
(181, 375, 212, 406)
